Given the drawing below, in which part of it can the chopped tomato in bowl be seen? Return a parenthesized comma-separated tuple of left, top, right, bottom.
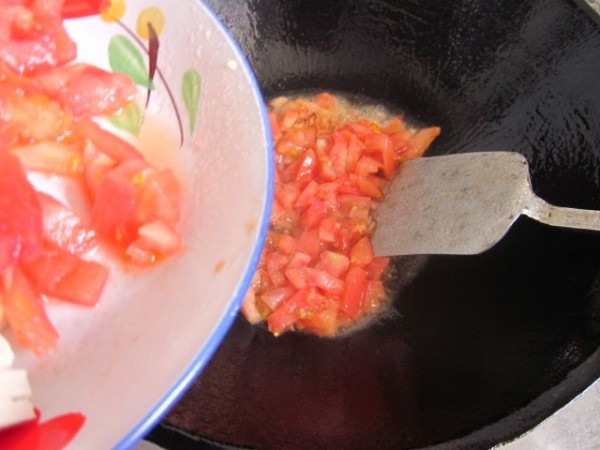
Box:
(242, 93, 440, 336)
(0, 0, 273, 449)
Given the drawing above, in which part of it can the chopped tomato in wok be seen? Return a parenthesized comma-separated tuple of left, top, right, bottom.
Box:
(242, 93, 440, 336)
(0, 0, 182, 357)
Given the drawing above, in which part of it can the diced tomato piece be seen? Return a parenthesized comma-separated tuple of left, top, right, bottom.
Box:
(355, 174, 383, 199)
(364, 280, 386, 312)
(136, 168, 181, 225)
(280, 109, 299, 130)
(383, 117, 407, 135)
(37, 193, 96, 255)
(266, 252, 288, 287)
(297, 230, 320, 261)
(329, 132, 348, 174)
(308, 268, 343, 295)
(275, 182, 300, 210)
(390, 131, 411, 152)
(302, 201, 326, 230)
(22, 248, 108, 306)
(319, 251, 350, 278)
(286, 251, 311, 270)
(341, 266, 368, 318)
(284, 267, 306, 290)
(90, 165, 140, 246)
(318, 217, 338, 243)
(294, 180, 318, 209)
(0, 92, 71, 143)
(348, 121, 376, 138)
(300, 308, 338, 336)
(344, 132, 363, 172)
(337, 194, 372, 219)
(318, 157, 338, 182)
(355, 155, 381, 177)
(241, 287, 262, 324)
(314, 92, 337, 110)
(73, 119, 144, 162)
(50, 258, 109, 306)
(364, 133, 392, 157)
(36, 64, 137, 118)
(381, 142, 397, 179)
(23, 248, 78, 291)
(0, 1, 76, 73)
(274, 233, 297, 255)
(405, 126, 441, 159)
(135, 220, 181, 255)
(2, 266, 58, 358)
(12, 140, 83, 176)
(268, 111, 281, 140)
(285, 267, 343, 295)
(316, 180, 341, 201)
(0, 151, 43, 271)
(350, 236, 374, 267)
(267, 288, 310, 335)
(260, 286, 295, 310)
(365, 257, 390, 280)
(82, 141, 116, 197)
(282, 148, 317, 186)
(124, 241, 155, 266)
(285, 126, 316, 148)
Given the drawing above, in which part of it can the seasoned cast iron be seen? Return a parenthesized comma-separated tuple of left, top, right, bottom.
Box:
(149, 0, 600, 448)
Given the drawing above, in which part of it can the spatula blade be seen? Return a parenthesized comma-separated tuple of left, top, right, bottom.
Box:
(372, 152, 531, 256)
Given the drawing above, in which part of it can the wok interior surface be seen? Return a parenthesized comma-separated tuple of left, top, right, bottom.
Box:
(149, 0, 600, 448)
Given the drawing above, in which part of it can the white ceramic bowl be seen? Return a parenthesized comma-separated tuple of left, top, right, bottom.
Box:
(11, 1, 272, 448)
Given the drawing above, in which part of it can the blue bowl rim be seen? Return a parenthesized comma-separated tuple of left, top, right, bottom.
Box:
(113, 1, 274, 448)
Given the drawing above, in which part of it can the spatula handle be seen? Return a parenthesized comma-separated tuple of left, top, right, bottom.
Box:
(524, 195, 600, 231)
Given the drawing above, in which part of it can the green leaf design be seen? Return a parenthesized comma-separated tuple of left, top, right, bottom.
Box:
(109, 35, 155, 89)
(109, 102, 142, 136)
(182, 69, 201, 134)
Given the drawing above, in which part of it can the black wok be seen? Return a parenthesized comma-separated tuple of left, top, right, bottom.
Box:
(148, 0, 600, 448)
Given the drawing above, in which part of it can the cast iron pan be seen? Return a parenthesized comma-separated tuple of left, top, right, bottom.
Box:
(148, 0, 600, 448)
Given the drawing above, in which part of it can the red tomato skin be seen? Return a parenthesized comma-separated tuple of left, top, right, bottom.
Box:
(73, 119, 143, 162)
(136, 169, 181, 226)
(267, 288, 309, 335)
(36, 64, 137, 117)
(91, 167, 140, 246)
(23, 247, 108, 306)
(319, 251, 350, 278)
(341, 266, 368, 319)
(0, 91, 71, 147)
(0, 151, 43, 271)
(22, 248, 78, 292)
(349, 236, 375, 267)
(365, 257, 390, 280)
(0, 1, 76, 73)
(260, 286, 295, 311)
(2, 266, 58, 358)
(37, 193, 96, 255)
(51, 258, 109, 306)
(61, 0, 110, 18)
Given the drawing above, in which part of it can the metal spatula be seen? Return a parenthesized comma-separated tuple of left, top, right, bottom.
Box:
(372, 151, 600, 256)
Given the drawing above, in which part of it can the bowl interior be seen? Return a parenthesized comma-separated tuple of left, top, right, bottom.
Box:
(152, 0, 600, 449)
(12, 1, 271, 448)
